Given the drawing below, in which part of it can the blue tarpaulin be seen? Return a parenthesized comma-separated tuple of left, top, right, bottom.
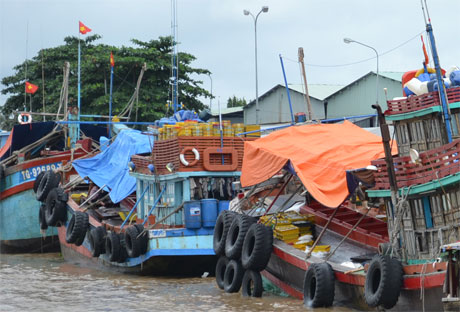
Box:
(72, 129, 153, 203)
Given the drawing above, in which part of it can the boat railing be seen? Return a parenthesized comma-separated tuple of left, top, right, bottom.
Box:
(385, 86, 460, 115)
(372, 138, 460, 189)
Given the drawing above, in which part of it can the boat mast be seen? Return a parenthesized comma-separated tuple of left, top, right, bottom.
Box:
(421, 0, 453, 142)
(171, 0, 179, 114)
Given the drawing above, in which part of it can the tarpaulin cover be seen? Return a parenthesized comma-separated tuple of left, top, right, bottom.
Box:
(72, 129, 153, 203)
(240, 121, 396, 208)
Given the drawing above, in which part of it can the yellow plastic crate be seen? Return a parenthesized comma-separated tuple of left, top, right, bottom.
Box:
(293, 241, 313, 250)
(311, 245, 331, 253)
(274, 224, 299, 235)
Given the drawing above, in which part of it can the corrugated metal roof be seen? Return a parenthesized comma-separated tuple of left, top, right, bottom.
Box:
(211, 106, 243, 116)
(378, 71, 404, 82)
(288, 84, 344, 100)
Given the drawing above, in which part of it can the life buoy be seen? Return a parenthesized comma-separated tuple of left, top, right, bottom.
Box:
(364, 255, 403, 309)
(18, 113, 32, 124)
(179, 147, 200, 167)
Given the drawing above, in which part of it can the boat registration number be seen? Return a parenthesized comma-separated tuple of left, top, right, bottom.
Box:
(19, 162, 61, 183)
(149, 229, 166, 238)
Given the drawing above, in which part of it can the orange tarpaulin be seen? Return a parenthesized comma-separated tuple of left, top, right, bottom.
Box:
(240, 121, 396, 208)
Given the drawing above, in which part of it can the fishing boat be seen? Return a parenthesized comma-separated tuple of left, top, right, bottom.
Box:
(43, 121, 256, 275)
(0, 121, 106, 253)
(212, 14, 460, 312)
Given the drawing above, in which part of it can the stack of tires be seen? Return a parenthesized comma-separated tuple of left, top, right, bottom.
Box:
(34, 170, 67, 230)
(213, 210, 273, 297)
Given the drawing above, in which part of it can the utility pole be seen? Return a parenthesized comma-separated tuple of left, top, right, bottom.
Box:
(298, 47, 313, 120)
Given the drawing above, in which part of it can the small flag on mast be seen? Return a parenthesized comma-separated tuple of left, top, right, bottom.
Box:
(421, 35, 429, 66)
(25, 81, 39, 94)
(79, 21, 92, 35)
(110, 51, 115, 68)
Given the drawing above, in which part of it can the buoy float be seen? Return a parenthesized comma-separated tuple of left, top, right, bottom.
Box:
(18, 113, 32, 124)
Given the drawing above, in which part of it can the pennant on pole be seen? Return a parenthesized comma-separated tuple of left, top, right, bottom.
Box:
(110, 51, 115, 68)
(25, 81, 39, 94)
(421, 35, 429, 65)
(79, 21, 92, 35)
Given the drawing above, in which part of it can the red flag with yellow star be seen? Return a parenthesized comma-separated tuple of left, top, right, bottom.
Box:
(79, 21, 91, 35)
(110, 51, 115, 68)
(25, 81, 38, 94)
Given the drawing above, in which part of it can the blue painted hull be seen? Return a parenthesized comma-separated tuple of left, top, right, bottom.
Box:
(0, 189, 58, 252)
(58, 207, 216, 275)
(0, 159, 62, 252)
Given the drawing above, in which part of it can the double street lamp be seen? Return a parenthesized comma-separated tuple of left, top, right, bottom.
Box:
(343, 38, 379, 106)
(244, 6, 269, 125)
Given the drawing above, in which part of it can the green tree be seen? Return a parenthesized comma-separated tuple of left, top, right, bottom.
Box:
(1, 35, 211, 129)
(227, 95, 246, 108)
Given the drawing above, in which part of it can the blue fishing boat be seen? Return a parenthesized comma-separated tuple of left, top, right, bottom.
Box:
(0, 121, 106, 252)
(47, 126, 253, 274)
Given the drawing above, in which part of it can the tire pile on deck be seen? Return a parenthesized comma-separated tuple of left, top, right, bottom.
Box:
(34, 170, 149, 263)
(213, 210, 273, 297)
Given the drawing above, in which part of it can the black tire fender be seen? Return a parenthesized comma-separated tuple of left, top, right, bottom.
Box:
(133, 223, 148, 255)
(242, 270, 263, 297)
(105, 232, 121, 262)
(223, 259, 244, 293)
(224, 214, 254, 260)
(213, 211, 232, 256)
(125, 225, 141, 258)
(88, 226, 106, 257)
(241, 223, 273, 271)
(33, 171, 46, 193)
(303, 262, 335, 308)
(364, 255, 403, 309)
(215, 255, 229, 290)
(45, 187, 67, 227)
(65, 211, 88, 244)
(36, 171, 59, 201)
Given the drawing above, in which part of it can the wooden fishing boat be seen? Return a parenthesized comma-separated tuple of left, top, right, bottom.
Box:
(0, 121, 104, 253)
(212, 19, 460, 311)
(43, 127, 255, 275)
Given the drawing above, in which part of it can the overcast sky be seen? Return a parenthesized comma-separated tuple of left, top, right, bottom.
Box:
(1, 0, 459, 112)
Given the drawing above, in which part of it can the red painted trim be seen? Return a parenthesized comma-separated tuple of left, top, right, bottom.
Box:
(8, 152, 85, 174)
(261, 270, 304, 300)
(272, 243, 445, 290)
(0, 181, 33, 199)
(272, 245, 308, 270)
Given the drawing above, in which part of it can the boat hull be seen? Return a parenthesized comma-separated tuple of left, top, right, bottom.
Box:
(264, 239, 446, 311)
(0, 188, 58, 253)
(57, 204, 217, 276)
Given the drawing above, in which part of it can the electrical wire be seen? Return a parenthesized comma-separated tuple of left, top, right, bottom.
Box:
(282, 31, 425, 68)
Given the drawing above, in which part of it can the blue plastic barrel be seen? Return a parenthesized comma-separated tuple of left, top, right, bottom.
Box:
(218, 200, 230, 215)
(184, 201, 201, 229)
(201, 199, 218, 228)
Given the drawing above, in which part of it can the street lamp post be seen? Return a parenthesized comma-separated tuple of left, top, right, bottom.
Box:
(244, 6, 269, 125)
(207, 73, 213, 109)
(343, 38, 379, 106)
